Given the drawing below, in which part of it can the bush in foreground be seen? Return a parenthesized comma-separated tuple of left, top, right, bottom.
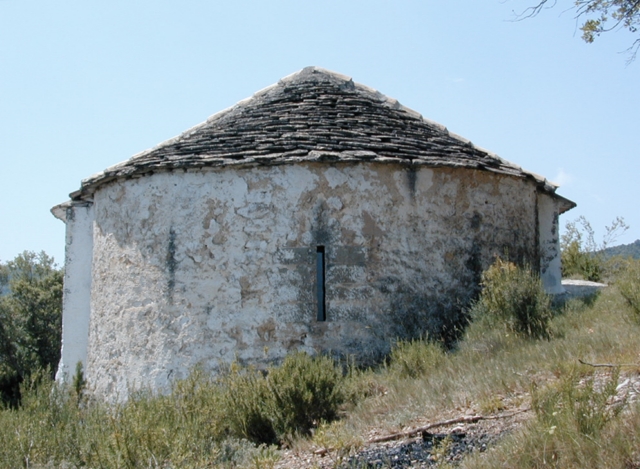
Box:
(268, 352, 345, 440)
(217, 352, 346, 444)
(470, 258, 552, 338)
(0, 352, 347, 468)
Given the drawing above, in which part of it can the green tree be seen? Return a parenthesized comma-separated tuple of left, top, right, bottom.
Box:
(519, 1, 640, 62)
(0, 251, 63, 406)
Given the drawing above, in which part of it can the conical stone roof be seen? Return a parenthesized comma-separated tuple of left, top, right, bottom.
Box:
(72, 67, 567, 202)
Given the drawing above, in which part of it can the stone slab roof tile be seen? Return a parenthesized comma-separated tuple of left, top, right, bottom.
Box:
(73, 66, 574, 210)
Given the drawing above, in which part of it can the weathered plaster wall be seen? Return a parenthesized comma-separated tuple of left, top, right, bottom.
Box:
(538, 193, 564, 294)
(86, 163, 539, 398)
(56, 203, 94, 382)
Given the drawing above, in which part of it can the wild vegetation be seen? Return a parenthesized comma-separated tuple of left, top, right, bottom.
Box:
(1, 223, 639, 468)
(0, 251, 63, 406)
(2, 259, 639, 468)
(470, 258, 552, 338)
(560, 215, 628, 282)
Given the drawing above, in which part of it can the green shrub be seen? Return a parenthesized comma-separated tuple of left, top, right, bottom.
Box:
(0, 369, 104, 468)
(222, 366, 278, 445)
(387, 338, 445, 379)
(617, 258, 640, 319)
(472, 258, 552, 338)
(0, 368, 274, 468)
(267, 352, 345, 440)
(222, 353, 346, 444)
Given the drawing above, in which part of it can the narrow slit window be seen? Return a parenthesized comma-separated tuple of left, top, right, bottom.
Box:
(316, 246, 326, 321)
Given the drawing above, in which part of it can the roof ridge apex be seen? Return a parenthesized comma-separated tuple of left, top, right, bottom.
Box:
(285, 66, 353, 83)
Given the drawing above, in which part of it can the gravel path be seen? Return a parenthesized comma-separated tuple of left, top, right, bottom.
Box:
(341, 428, 500, 468)
(276, 371, 639, 469)
(277, 410, 529, 469)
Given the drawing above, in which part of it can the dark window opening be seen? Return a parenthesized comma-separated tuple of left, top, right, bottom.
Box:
(316, 246, 326, 321)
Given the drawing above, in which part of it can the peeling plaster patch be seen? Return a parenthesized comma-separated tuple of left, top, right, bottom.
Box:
(393, 167, 434, 203)
(362, 211, 385, 239)
(202, 200, 218, 230)
(256, 318, 277, 342)
(327, 196, 343, 211)
(280, 165, 319, 201)
(345, 165, 376, 192)
(324, 166, 348, 188)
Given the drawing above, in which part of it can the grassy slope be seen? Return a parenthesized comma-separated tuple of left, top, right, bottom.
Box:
(1, 286, 639, 468)
(325, 286, 640, 468)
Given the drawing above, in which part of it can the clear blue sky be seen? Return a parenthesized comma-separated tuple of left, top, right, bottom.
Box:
(1, 1, 638, 265)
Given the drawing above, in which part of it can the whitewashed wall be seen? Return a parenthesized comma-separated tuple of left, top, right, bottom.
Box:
(82, 163, 543, 399)
(55, 202, 94, 382)
(538, 193, 564, 294)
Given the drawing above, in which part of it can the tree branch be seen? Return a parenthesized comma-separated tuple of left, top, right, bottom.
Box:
(579, 358, 640, 368)
(313, 408, 530, 456)
(514, 0, 557, 20)
(515, 0, 640, 62)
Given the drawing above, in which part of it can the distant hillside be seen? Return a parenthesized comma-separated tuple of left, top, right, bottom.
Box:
(601, 239, 640, 259)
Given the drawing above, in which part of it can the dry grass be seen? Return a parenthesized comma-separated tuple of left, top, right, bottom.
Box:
(461, 374, 640, 469)
(316, 286, 640, 468)
(1, 283, 639, 468)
